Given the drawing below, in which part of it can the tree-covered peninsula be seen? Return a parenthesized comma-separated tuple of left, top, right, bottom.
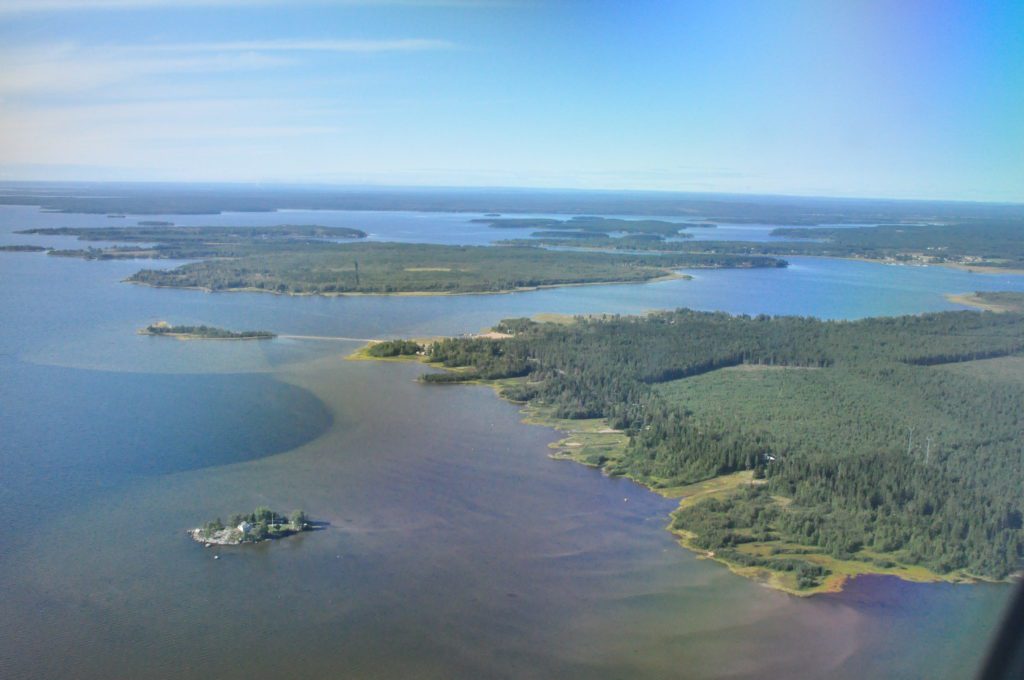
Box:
(141, 321, 275, 340)
(125, 242, 783, 295)
(17, 224, 367, 260)
(366, 339, 423, 357)
(499, 220, 1024, 271)
(191, 507, 310, 546)
(380, 310, 1024, 594)
(769, 222, 1024, 270)
(16, 225, 786, 295)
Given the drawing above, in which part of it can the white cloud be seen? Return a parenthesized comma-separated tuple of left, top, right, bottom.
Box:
(0, 0, 498, 12)
(137, 39, 455, 53)
(0, 38, 451, 95)
(0, 44, 293, 95)
(0, 96, 347, 170)
(0, 0, 268, 11)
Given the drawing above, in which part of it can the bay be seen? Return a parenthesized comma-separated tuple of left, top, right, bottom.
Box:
(1, 205, 1020, 679)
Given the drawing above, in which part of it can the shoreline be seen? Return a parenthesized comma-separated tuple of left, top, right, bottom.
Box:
(785, 254, 1024, 276)
(945, 292, 1019, 313)
(521, 397, 989, 596)
(510, 246, 1024, 277)
(356, 341, 1006, 597)
(526, 388, 1001, 596)
(344, 338, 440, 362)
(938, 262, 1024, 276)
(125, 271, 692, 297)
(138, 330, 274, 341)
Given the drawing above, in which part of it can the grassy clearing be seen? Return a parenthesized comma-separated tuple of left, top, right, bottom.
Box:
(711, 538, 979, 596)
(526, 409, 631, 469)
(530, 310, 663, 325)
(669, 470, 756, 504)
(936, 354, 1024, 384)
(654, 363, 958, 466)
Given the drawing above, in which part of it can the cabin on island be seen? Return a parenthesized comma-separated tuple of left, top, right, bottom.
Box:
(237, 521, 253, 535)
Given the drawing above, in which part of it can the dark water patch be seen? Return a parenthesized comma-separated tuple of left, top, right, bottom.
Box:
(2, 361, 331, 477)
(0, 360, 331, 559)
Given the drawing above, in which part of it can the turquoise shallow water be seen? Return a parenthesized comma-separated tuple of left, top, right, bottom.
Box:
(1, 205, 1021, 679)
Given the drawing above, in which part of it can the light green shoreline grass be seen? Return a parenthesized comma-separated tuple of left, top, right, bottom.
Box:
(946, 292, 1024, 313)
(353, 342, 996, 596)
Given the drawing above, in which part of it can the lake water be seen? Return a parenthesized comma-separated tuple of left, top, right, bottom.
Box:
(1, 204, 1022, 679)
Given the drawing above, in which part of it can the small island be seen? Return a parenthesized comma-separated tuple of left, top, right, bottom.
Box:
(0, 244, 47, 252)
(141, 321, 275, 340)
(190, 507, 310, 545)
(474, 215, 691, 237)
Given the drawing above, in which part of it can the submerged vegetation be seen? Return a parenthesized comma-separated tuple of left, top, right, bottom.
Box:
(398, 309, 1024, 592)
(141, 321, 275, 340)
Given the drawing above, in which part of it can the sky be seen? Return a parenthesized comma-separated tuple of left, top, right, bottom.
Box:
(0, 0, 1021, 202)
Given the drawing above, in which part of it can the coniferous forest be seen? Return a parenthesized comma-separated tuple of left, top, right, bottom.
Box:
(8, 226, 785, 294)
(420, 310, 1024, 586)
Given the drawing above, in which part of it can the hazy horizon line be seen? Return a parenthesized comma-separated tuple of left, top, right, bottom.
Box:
(1, 177, 1022, 208)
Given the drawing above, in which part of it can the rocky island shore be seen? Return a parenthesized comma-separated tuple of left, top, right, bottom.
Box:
(190, 507, 310, 546)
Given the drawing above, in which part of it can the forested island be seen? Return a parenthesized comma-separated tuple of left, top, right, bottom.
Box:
(16, 224, 367, 260)
(366, 310, 1024, 594)
(0, 244, 47, 252)
(475, 215, 695, 238)
(500, 221, 1024, 272)
(769, 222, 1024, 271)
(141, 321, 275, 340)
(126, 243, 783, 295)
(15, 214, 1023, 294)
(15, 225, 785, 295)
(190, 507, 310, 545)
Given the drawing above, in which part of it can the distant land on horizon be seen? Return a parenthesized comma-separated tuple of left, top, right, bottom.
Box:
(1, 181, 1022, 222)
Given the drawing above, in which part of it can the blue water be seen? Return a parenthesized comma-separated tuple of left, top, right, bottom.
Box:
(1, 204, 1020, 680)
